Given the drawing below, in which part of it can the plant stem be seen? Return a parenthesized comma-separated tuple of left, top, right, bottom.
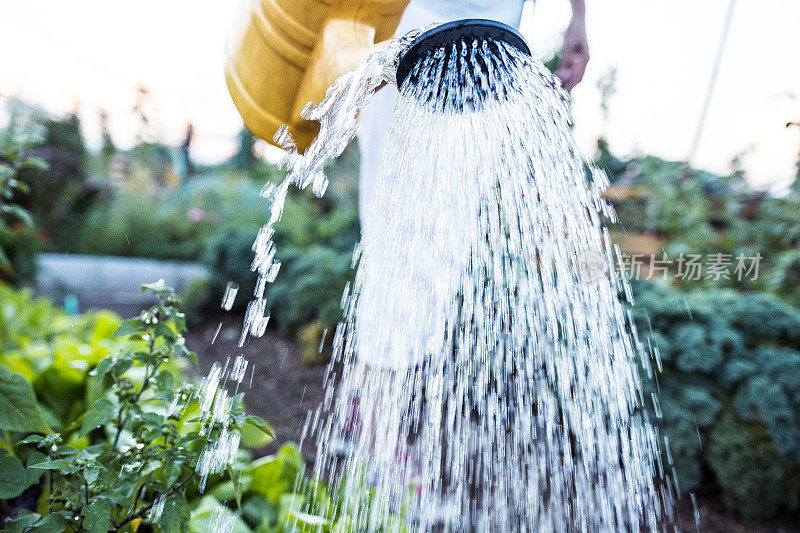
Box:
(111, 472, 195, 531)
(111, 403, 127, 450)
(77, 478, 90, 530)
(112, 332, 162, 450)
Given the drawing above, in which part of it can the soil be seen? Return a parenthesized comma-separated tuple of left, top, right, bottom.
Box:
(186, 319, 800, 532)
(674, 495, 800, 532)
(186, 318, 328, 463)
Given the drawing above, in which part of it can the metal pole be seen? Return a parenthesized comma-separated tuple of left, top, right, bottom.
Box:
(687, 0, 737, 165)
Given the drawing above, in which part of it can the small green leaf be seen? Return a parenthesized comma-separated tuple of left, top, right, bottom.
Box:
(79, 398, 116, 437)
(25, 451, 47, 488)
(29, 512, 72, 533)
(154, 370, 174, 392)
(1, 510, 41, 533)
(0, 365, 51, 433)
(82, 500, 112, 533)
(113, 318, 142, 337)
(155, 322, 177, 342)
(160, 493, 190, 532)
(20, 434, 44, 445)
(244, 415, 275, 439)
(241, 419, 274, 449)
(52, 444, 79, 457)
(94, 357, 133, 385)
(29, 459, 75, 474)
(0, 453, 26, 498)
(142, 279, 168, 294)
(92, 357, 115, 382)
(83, 465, 101, 486)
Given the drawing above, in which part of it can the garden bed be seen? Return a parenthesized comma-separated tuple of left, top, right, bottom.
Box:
(36, 253, 208, 316)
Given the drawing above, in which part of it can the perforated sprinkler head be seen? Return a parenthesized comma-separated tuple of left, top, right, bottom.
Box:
(396, 19, 531, 107)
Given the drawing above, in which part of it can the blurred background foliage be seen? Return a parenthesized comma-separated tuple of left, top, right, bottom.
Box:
(2, 89, 800, 524)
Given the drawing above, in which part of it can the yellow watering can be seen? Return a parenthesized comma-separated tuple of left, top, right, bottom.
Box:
(225, 0, 411, 152)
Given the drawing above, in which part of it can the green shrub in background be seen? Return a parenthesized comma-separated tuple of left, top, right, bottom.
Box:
(17, 120, 102, 249)
(188, 144, 360, 336)
(600, 148, 800, 304)
(193, 176, 359, 335)
(631, 280, 800, 521)
(0, 108, 46, 285)
(267, 197, 359, 334)
(0, 101, 103, 256)
(68, 174, 272, 261)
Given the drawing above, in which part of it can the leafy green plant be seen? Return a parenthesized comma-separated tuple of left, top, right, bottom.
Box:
(0, 284, 131, 432)
(0, 280, 406, 532)
(0, 112, 46, 284)
(201, 443, 410, 532)
(197, 187, 358, 339)
(67, 174, 272, 261)
(0, 282, 273, 532)
(600, 149, 800, 305)
(632, 280, 800, 521)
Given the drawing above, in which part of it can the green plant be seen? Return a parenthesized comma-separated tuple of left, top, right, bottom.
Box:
(198, 442, 409, 532)
(632, 280, 800, 521)
(199, 187, 358, 337)
(0, 284, 129, 432)
(0, 282, 273, 531)
(599, 150, 800, 305)
(0, 110, 46, 284)
(67, 174, 271, 261)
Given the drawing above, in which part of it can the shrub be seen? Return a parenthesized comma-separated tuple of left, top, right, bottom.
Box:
(0, 282, 403, 532)
(0, 112, 46, 285)
(632, 280, 800, 520)
(707, 413, 799, 520)
(600, 150, 800, 306)
(66, 174, 271, 261)
(0, 282, 274, 531)
(202, 227, 259, 310)
(198, 188, 359, 336)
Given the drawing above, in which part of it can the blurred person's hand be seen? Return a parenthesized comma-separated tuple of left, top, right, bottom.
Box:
(555, 9, 589, 92)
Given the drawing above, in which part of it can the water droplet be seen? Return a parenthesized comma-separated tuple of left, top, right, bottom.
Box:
(221, 282, 239, 311)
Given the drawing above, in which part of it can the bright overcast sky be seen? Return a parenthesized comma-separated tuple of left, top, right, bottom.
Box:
(1, 0, 798, 190)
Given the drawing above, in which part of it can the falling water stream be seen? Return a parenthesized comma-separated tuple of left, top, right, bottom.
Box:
(200, 25, 673, 532)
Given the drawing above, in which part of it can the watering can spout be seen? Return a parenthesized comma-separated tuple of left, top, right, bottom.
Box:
(395, 19, 531, 109)
(225, 0, 410, 153)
